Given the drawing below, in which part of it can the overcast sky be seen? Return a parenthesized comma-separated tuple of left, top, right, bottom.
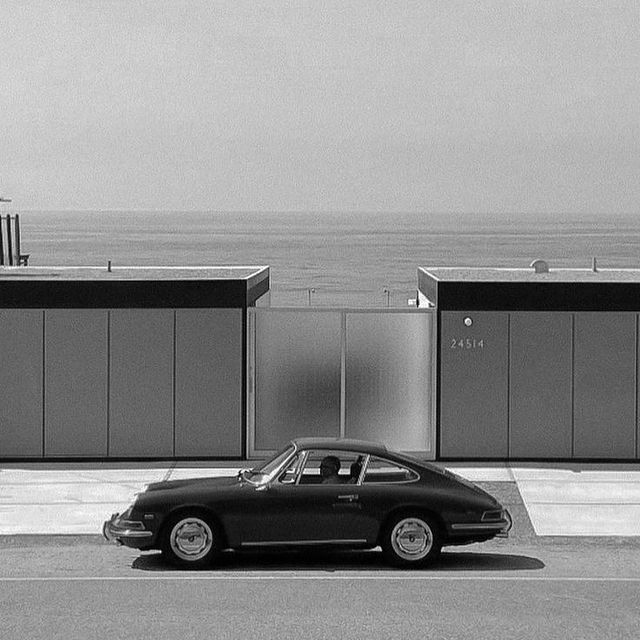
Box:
(1, 0, 639, 213)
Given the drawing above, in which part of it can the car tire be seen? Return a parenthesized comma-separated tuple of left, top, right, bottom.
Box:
(381, 514, 441, 568)
(161, 512, 221, 568)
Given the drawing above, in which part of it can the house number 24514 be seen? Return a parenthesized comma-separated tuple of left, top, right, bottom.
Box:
(450, 338, 485, 350)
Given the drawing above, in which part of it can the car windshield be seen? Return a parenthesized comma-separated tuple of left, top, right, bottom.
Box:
(243, 445, 295, 485)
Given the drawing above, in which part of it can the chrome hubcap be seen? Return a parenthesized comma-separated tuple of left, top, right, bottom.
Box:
(390, 518, 433, 561)
(170, 518, 213, 561)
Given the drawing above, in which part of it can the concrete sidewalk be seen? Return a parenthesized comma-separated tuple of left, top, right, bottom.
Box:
(448, 462, 640, 537)
(1, 461, 639, 536)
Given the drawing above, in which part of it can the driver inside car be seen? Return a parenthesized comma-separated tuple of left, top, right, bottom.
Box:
(320, 455, 341, 484)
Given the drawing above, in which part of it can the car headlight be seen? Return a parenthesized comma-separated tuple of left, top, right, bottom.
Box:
(115, 507, 146, 530)
(120, 506, 134, 520)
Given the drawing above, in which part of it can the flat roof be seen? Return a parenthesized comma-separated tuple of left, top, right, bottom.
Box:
(0, 266, 268, 281)
(418, 267, 640, 311)
(0, 266, 270, 308)
(420, 267, 640, 283)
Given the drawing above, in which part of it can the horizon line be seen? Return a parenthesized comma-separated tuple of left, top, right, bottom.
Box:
(1, 208, 634, 217)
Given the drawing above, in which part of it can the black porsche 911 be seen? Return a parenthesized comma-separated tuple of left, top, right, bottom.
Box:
(103, 437, 511, 568)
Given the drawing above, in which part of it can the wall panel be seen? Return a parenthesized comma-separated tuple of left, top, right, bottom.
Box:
(439, 311, 509, 457)
(574, 313, 636, 458)
(175, 309, 242, 457)
(509, 313, 573, 458)
(253, 311, 341, 451)
(109, 310, 174, 456)
(345, 312, 433, 453)
(0, 310, 43, 456)
(44, 310, 108, 456)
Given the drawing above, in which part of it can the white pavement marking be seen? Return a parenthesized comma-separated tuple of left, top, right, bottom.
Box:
(0, 469, 166, 484)
(510, 467, 640, 481)
(525, 504, 640, 536)
(0, 575, 640, 582)
(0, 504, 131, 534)
(512, 467, 640, 536)
(167, 468, 240, 480)
(0, 468, 239, 534)
(0, 483, 140, 504)
(443, 465, 514, 482)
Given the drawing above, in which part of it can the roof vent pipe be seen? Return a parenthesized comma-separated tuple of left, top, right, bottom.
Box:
(592, 257, 598, 272)
(530, 259, 549, 274)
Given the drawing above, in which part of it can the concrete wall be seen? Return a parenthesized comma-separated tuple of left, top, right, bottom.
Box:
(439, 311, 640, 460)
(0, 308, 243, 459)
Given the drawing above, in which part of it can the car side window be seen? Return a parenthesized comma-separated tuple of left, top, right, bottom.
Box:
(297, 450, 365, 485)
(362, 456, 418, 484)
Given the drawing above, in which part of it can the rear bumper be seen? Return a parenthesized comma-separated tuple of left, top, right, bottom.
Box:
(103, 513, 154, 548)
(449, 509, 513, 538)
(495, 509, 513, 538)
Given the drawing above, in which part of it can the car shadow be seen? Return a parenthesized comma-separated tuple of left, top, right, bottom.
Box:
(132, 548, 545, 572)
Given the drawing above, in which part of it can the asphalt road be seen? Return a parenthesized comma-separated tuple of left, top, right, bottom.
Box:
(1, 537, 639, 640)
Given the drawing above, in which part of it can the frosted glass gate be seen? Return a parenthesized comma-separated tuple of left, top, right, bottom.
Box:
(248, 309, 435, 458)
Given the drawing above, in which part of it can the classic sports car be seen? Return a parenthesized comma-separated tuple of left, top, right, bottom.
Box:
(103, 438, 511, 568)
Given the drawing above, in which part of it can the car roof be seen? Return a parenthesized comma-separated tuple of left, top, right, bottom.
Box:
(291, 437, 389, 456)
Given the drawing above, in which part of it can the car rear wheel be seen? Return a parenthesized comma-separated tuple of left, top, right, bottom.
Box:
(161, 513, 220, 568)
(382, 514, 441, 568)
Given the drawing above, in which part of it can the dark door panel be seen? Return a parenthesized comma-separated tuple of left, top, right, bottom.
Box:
(236, 484, 375, 545)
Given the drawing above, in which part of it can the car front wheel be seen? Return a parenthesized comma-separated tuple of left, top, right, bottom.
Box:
(382, 514, 441, 567)
(161, 513, 220, 568)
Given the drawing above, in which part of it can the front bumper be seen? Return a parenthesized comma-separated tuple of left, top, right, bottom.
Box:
(103, 512, 154, 547)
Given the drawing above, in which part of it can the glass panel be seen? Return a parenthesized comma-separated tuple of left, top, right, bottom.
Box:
(244, 445, 296, 485)
(298, 450, 364, 485)
(253, 311, 341, 451)
(363, 456, 418, 484)
(345, 312, 434, 454)
(254, 445, 295, 476)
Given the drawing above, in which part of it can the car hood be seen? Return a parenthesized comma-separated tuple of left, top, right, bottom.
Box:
(145, 475, 238, 492)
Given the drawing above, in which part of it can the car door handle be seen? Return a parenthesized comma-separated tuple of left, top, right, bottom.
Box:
(337, 494, 359, 502)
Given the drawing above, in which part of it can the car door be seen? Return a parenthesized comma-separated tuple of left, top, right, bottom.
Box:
(238, 450, 376, 546)
(346, 455, 423, 536)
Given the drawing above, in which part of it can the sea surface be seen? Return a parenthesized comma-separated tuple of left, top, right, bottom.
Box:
(15, 210, 640, 307)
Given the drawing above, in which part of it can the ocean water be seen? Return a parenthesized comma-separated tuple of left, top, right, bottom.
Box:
(16, 210, 640, 307)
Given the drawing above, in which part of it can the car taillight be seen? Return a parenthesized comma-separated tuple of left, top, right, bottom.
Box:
(481, 509, 505, 522)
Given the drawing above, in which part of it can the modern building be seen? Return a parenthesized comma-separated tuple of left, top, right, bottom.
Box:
(0, 266, 269, 460)
(2, 262, 640, 462)
(419, 263, 640, 461)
